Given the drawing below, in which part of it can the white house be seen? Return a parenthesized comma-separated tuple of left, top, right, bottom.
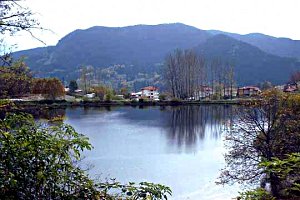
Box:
(130, 86, 159, 101)
(141, 86, 159, 100)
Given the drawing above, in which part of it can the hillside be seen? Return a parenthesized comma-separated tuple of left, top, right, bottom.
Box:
(13, 23, 300, 86)
(208, 30, 300, 59)
(14, 23, 211, 80)
(195, 34, 300, 85)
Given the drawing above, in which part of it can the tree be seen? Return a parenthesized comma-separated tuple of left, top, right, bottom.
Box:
(91, 85, 114, 101)
(68, 80, 78, 93)
(164, 49, 205, 99)
(261, 153, 300, 198)
(32, 78, 65, 100)
(92, 85, 107, 101)
(0, 113, 97, 199)
(219, 89, 300, 198)
(0, 59, 32, 98)
(0, 0, 42, 65)
(290, 70, 300, 89)
(120, 87, 130, 99)
(0, 0, 40, 35)
(79, 65, 94, 94)
(260, 81, 273, 91)
(0, 113, 172, 199)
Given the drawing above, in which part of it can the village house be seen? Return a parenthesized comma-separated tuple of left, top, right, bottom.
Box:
(224, 87, 238, 98)
(130, 91, 142, 100)
(238, 86, 261, 96)
(283, 84, 298, 93)
(130, 86, 159, 100)
(194, 86, 213, 99)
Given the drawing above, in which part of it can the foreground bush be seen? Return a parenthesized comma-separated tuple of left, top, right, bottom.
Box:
(0, 113, 171, 199)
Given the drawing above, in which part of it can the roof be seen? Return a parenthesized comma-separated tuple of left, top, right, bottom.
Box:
(284, 85, 297, 92)
(141, 86, 158, 91)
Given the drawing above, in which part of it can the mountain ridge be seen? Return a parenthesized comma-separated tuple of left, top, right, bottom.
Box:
(13, 23, 300, 85)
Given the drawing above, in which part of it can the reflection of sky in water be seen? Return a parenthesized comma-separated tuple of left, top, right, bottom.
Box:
(64, 106, 240, 200)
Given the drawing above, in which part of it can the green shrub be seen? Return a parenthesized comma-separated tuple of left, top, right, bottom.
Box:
(0, 99, 11, 107)
(239, 188, 275, 200)
(0, 113, 172, 199)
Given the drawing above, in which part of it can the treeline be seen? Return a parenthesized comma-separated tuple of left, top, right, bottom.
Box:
(75, 65, 131, 100)
(0, 60, 65, 99)
(164, 49, 235, 100)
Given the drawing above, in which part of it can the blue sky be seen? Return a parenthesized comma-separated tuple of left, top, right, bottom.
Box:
(5, 0, 300, 51)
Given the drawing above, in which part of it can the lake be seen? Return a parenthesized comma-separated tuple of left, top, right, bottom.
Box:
(64, 105, 240, 200)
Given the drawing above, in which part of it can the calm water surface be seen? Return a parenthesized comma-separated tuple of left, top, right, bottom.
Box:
(64, 105, 239, 200)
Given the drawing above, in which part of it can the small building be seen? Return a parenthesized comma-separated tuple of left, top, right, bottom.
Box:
(74, 89, 83, 93)
(224, 87, 238, 98)
(84, 93, 95, 98)
(275, 85, 285, 91)
(115, 94, 124, 99)
(130, 86, 159, 101)
(195, 86, 213, 99)
(284, 84, 298, 93)
(238, 86, 261, 97)
(130, 91, 142, 100)
(141, 86, 159, 100)
(64, 87, 70, 92)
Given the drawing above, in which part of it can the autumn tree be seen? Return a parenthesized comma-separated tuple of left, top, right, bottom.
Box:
(0, 59, 32, 98)
(120, 87, 130, 99)
(91, 85, 114, 101)
(219, 89, 300, 198)
(32, 78, 65, 100)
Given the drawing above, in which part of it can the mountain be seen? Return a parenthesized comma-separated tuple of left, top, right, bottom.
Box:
(14, 23, 211, 79)
(13, 23, 300, 86)
(195, 34, 300, 85)
(208, 30, 300, 59)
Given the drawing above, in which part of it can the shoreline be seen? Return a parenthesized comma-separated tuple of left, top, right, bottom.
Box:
(0, 98, 255, 110)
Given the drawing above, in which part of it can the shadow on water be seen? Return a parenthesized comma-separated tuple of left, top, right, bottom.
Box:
(0, 107, 66, 121)
(163, 105, 235, 152)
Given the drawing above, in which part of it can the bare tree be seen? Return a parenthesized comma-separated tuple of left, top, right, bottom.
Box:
(164, 49, 205, 99)
(290, 70, 300, 89)
(218, 90, 300, 197)
(0, 0, 43, 65)
(0, 0, 41, 36)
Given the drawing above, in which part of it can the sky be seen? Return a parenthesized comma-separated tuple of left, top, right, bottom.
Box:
(5, 0, 300, 51)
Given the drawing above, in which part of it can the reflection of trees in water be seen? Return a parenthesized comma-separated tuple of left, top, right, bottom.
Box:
(0, 107, 66, 121)
(166, 105, 234, 151)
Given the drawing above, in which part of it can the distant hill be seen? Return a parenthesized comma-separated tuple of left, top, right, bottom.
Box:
(13, 23, 300, 86)
(208, 30, 300, 59)
(195, 34, 300, 85)
(14, 23, 211, 80)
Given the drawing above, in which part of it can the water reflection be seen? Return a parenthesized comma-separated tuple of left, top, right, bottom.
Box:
(0, 107, 66, 120)
(165, 105, 234, 152)
(62, 105, 238, 199)
(65, 105, 234, 152)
